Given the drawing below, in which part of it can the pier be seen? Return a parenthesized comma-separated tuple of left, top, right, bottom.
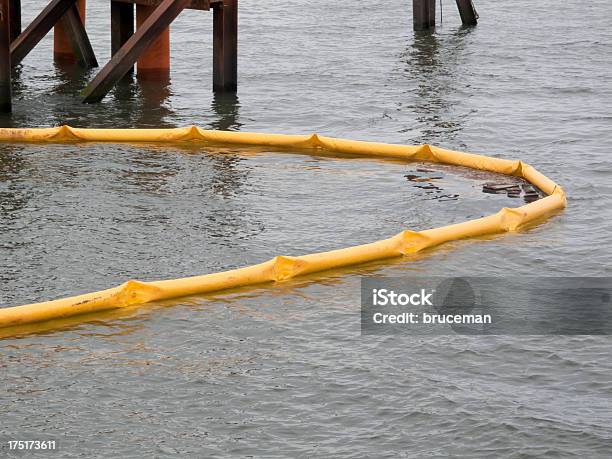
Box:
(1, 0, 476, 112)
(0, 0, 237, 110)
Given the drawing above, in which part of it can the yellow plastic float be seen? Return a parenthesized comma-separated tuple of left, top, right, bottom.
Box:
(0, 126, 566, 331)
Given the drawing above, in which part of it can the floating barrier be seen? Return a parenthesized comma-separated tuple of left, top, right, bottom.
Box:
(0, 126, 566, 332)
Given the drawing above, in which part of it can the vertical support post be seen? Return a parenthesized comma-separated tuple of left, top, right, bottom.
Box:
(9, 0, 21, 43)
(82, 0, 190, 103)
(213, 0, 237, 92)
(111, 0, 134, 75)
(0, 0, 11, 112)
(54, 0, 85, 62)
(135, 4, 170, 80)
(413, 0, 435, 31)
(455, 0, 478, 26)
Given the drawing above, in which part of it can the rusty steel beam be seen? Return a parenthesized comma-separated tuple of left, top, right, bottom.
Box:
(10, 0, 77, 65)
(455, 0, 478, 26)
(59, 3, 98, 68)
(82, 0, 191, 103)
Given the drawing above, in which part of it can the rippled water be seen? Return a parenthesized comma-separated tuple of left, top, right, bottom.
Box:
(1, 0, 612, 456)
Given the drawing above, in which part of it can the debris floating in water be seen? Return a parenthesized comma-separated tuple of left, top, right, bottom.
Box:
(482, 183, 519, 193)
(483, 182, 542, 203)
(405, 165, 543, 204)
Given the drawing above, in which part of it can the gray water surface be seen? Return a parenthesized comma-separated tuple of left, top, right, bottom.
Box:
(1, 0, 612, 457)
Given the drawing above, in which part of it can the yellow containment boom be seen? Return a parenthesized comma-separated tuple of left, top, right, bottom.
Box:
(0, 126, 566, 332)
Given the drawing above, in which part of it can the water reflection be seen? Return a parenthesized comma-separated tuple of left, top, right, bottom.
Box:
(52, 61, 95, 94)
(210, 92, 242, 131)
(50, 62, 99, 127)
(0, 65, 24, 128)
(8, 64, 25, 105)
(111, 75, 140, 105)
(208, 92, 247, 197)
(136, 79, 175, 128)
(111, 76, 176, 128)
(0, 63, 178, 129)
(398, 27, 475, 145)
